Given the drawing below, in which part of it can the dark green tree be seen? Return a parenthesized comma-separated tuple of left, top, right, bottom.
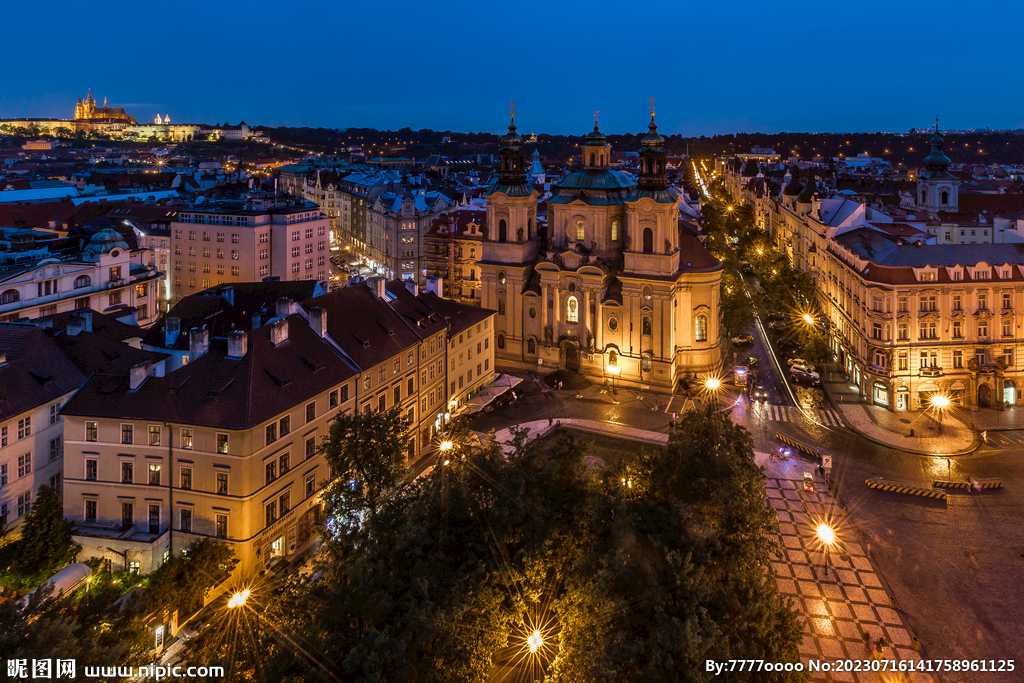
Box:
(148, 538, 234, 620)
(15, 485, 79, 578)
(319, 405, 410, 529)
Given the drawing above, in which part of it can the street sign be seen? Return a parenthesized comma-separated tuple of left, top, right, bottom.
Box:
(822, 455, 833, 469)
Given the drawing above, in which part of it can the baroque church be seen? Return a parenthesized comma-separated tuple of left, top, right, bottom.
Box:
(478, 111, 723, 393)
(74, 89, 137, 124)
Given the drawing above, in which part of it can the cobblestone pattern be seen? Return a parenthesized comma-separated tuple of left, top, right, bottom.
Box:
(766, 475, 933, 682)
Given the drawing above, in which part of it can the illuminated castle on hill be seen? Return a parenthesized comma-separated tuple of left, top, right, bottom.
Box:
(74, 89, 137, 124)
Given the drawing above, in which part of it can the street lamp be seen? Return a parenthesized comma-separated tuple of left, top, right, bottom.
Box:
(931, 394, 950, 433)
(816, 523, 836, 579)
(802, 313, 815, 325)
(607, 363, 620, 395)
(527, 629, 543, 653)
(228, 589, 250, 609)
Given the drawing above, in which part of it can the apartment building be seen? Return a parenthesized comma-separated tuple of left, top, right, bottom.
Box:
(0, 312, 164, 536)
(0, 228, 161, 326)
(60, 312, 356, 576)
(367, 189, 453, 283)
(424, 209, 487, 306)
(726, 133, 1024, 411)
(420, 291, 496, 414)
(168, 192, 328, 304)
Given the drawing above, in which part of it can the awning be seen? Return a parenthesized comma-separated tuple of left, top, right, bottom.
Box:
(455, 374, 523, 416)
(951, 381, 966, 391)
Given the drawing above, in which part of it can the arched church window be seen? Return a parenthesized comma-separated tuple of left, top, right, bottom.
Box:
(642, 286, 652, 302)
(589, 152, 595, 166)
(921, 190, 927, 204)
(527, 338, 536, 354)
(498, 219, 507, 242)
(941, 191, 949, 205)
(642, 227, 654, 253)
(568, 282, 575, 293)
(611, 219, 620, 242)
(498, 298, 506, 316)
(527, 217, 533, 239)
(497, 333, 506, 350)
(608, 349, 617, 366)
(642, 355, 652, 373)
(642, 315, 652, 336)
(498, 271, 506, 285)
(695, 314, 708, 342)
(566, 295, 579, 324)
(575, 219, 585, 242)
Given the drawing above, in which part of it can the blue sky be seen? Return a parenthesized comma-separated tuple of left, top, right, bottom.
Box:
(3, 0, 1020, 136)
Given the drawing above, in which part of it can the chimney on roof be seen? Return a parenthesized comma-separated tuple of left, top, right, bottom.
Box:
(221, 285, 234, 306)
(227, 329, 248, 358)
(271, 318, 289, 346)
(276, 297, 292, 319)
(309, 306, 327, 338)
(188, 326, 209, 360)
(66, 318, 85, 336)
(79, 309, 92, 333)
(374, 278, 386, 300)
(129, 361, 152, 391)
(425, 276, 443, 298)
(165, 316, 181, 347)
(403, 281, 418, 296)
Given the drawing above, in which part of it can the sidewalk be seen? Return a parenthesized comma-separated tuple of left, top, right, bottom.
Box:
(821, 370, 979, 456)
(759, 455, 933, 682)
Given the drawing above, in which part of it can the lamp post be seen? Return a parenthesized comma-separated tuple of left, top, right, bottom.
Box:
(704, 377, 722, 409)
(607, 364, 620, 395)
(931, 394, 950, 433)
(816, 523, 836, 580)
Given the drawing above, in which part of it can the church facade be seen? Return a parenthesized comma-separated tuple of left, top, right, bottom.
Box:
(478, 113, 723, 394)
(74, 90, 137, 124)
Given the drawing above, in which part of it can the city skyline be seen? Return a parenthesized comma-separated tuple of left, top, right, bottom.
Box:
(3, 0, 1022, 136)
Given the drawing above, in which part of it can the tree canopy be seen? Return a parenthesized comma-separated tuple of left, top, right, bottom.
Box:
(187, 407, 802, 682)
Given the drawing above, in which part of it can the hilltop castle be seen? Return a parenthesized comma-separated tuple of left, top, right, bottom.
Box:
(74, 89, 137, 124)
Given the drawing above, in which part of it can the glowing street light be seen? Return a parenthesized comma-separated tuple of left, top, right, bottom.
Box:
(816, 524, 837, 579)
(802, 313, 815, 325)
(704, 378, 721, 391)
(527, 629, 543, 653)
(930, 394, 950, 433)
(228, 589, 250, 609)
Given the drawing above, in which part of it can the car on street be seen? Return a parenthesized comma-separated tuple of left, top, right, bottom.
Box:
(731, 334, 754, 346)
(766, 320, 788, 331)
(790, 365, 820, 385)
(786, 357, 815, 371)
(750, 382, 768, 402)
(739, 356, 759, 369)
(777, 338, 800, 353)
(803, 472, 814, 491)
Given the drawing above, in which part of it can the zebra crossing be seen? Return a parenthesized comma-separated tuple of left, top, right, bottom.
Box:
(756, 403, 845, 427)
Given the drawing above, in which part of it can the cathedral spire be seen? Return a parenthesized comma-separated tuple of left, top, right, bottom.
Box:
(637, 105, 667, 192)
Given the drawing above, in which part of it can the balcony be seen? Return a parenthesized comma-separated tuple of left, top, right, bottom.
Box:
(867, 364, 890, 377)
(920, 366, 943, 378)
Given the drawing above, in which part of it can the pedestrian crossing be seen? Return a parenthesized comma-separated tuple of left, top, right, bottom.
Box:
(755, 403, 844, 427)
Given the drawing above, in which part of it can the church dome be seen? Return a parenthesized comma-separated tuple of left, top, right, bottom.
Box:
(499, 117, 521, 149)
(83, 228, 129, 261)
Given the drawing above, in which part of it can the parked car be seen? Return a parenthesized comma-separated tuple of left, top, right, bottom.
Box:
(803, 472, 815, 492)
(731, 334, 754, 346)
(750, 382, 769, 402)
(786, 356, 814, 370)
(180, 620, 209, 641)
(766, 320, 788, 332)
(777, 338, 800, 352)
(740, 356, 760, 369)
(790, 364, 820, 385)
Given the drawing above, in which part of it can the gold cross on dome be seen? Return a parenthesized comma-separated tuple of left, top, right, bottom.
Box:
(594, 110, 600, 126)
(510, 99, 515, 119)
(649, 96, 656, 116)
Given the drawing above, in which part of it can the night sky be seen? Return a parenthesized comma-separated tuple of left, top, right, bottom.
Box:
(3, 0, 1020, 136)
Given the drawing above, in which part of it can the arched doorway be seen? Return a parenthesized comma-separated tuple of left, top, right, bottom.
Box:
(978, 383, 991, 408)
(1003, 379, 1016, 406)
(560, 341, 580, 372)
